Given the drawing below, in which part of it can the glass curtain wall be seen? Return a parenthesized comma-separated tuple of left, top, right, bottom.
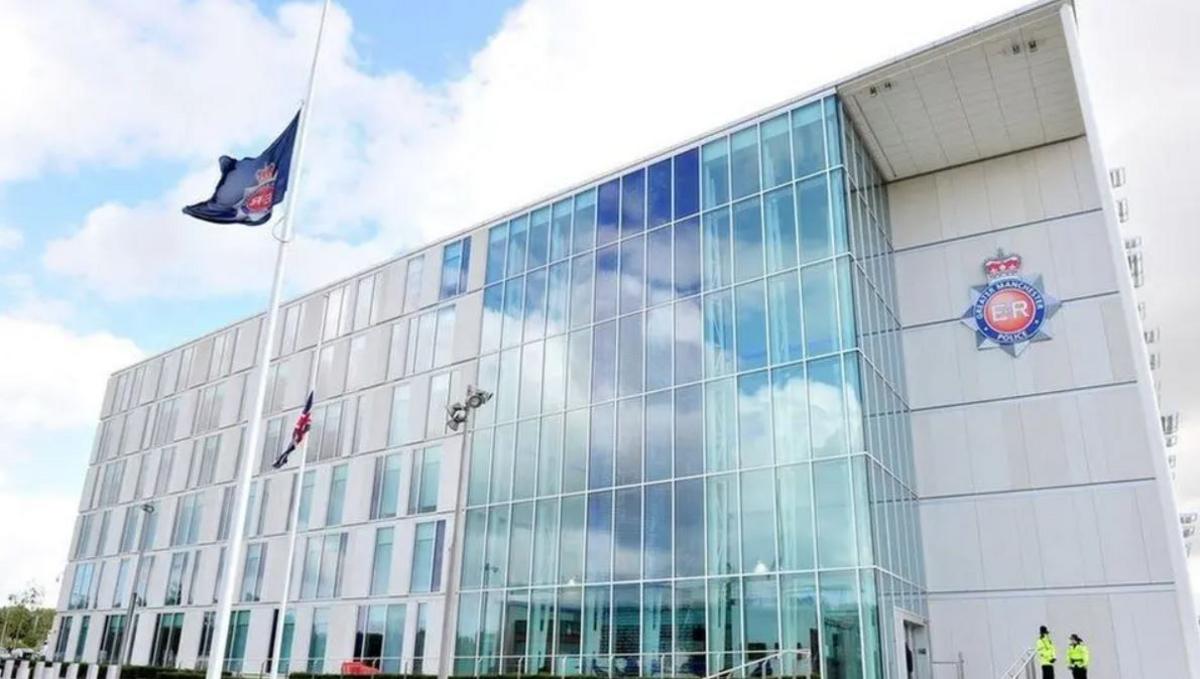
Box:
(455, 94, 922, 679)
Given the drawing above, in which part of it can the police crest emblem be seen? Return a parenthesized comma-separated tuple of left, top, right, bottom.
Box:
(236, 162, 279, 222)
(960, 250, 1060, 356)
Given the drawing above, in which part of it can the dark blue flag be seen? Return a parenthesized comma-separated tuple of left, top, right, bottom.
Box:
(183, 112, 300, 225)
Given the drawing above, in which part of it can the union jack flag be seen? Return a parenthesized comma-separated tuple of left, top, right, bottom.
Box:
(272, 391, 314, 469)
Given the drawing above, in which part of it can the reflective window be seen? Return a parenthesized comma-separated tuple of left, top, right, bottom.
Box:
(730, 126, 760, 199)
(792, 102, 825, 178)
(701, 208, 732, 291)
(648, 159, 672, 228)
(673, 148, 700, 219)
(620, 168, 645, 237)
(597, 179, 620, 247)
(701, 138, 730, 209)
(440, 237, 471, 299)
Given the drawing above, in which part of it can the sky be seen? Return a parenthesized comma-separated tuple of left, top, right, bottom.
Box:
(0, 0, 1197, 607)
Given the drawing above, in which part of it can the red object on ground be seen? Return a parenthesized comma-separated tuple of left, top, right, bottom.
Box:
(340, 662, 381, 675)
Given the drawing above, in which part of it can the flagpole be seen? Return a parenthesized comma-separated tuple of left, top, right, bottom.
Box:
(205, 2, 330, 679)
(267, 293, 328, 679)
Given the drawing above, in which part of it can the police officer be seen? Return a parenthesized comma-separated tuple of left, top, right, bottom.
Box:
(1036, 626, 1057, 678)
(1067, 634, 1090, 678)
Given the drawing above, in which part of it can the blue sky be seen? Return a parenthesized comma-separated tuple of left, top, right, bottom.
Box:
(3, 0, 1199, 606)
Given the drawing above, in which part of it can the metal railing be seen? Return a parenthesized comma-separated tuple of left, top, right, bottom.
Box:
(1000, 649, 1037, 679)
(704, 649, 813, 679)
(930, 652, 965, 679)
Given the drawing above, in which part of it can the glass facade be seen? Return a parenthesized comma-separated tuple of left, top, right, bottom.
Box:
(455, 95, 921, 679)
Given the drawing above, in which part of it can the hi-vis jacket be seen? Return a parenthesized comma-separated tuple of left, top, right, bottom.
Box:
(1037, 635, 1058, 666)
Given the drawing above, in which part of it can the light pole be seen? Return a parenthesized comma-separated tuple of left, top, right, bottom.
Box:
(122, 503, 155, 666)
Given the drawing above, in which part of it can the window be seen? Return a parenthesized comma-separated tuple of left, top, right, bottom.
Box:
(73, 616, 90, 662)
(280, 304, 302, 356)
(68, 563, 95, 610)
(323, 286, 345, 341)
(240, 543, 267, 602)
(216, 486, 234, 540)
(297, 470, 316, 530)
(133, 555, 155, 605)
(404, 305, 454, 374)
(98, 615, 127, 666)
(370, 454, 401, 519)
(170, 492, 203, 546)
(210, 331, 233, 380)
(186, 549, 202, 605)
(194, 381, 226, 433)
(403, 255, 424, 313)
(440, 237, 472, 299)
(307, 401, 352, 462)
(224, 609, 250, 673)
(151, 398, 179, 447)
(262, 416, 285, 472)
(409, 520, 445, 592)
(408, 446, 441, 514)
(95, 510, 111, 556)
(353, 604, 406, 672)
(326, 464, 348, 526)
(369, 527, 394, 595)
(196, 611, 215, 664)
(299, 533, 348, 599)
(426, 373, 451, 439)
(53, 617, 71, 662)
(354, 275, 375, 330)
(164, 552, 187, 605)
(308, 608, 329, 673)
(388, 384, 410, 447)
(112, 558, 131, 608)
(155, 447, 175, 495)
(134, 452, 153, 500)
(278, 610, 296, 674)
(189, 435, 219, 488)
(346, 335, 367, 388)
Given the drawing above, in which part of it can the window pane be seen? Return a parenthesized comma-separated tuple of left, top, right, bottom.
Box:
(621, 168, 645, 237)
(761, 114, 792, 188)
(524, 268, 547, 342)
(648, 158, 672, 227)
(730, 126, 760, 199)
(734, 280, 767, 372)
(772, 364, 810, 463)
(613, 487, 641, 581)
(792, 102, 825, 178)
(529, 207, 550, 270)
(486, 224, 508, 285)
(597, 179, 620, 247)
(467, 430, 492, 507)
(674, 479, 704, 578)
(502, 276, 525, 349)
(507, 502, 534, 587)
(674, 385, 703, 478)
(645, 306, 672, 393)
(559, 495, 586, 585)
(744, 575, 779, 655)
(809, 356, 847, 458)
(767, 272, 803, 366)
(556, 586, 583, 656)
(481, 284, 504, 355)
(585, 492, 612, 582)
(588, 403, 614, 490)
(819, 570, 861, 678)
(704, 378, 736, 473)
(520, 342, 543, 420)
(737, 371, 772, 468)
(732, 196, 763, 283)
(645, 390, 672, 482)
(570, 254, 594, 329)
(703, 290, 734, 378)
(741, 468, 776, 573)
(618, 235, 644, 314)
(546, 261, 570, 337)
(491, 424, 515, 502)
(485, 506, 510, 587)
(798, 174, 831, 263)
(701, 208, 732, 291)
(706, 577, 742, 672)
(824, 97, 842, 167)
(764, 185, 798, 273)
(615, 397, 642, 486)
(594, 244, 619, 322)
(543, 335, 567, 414)
(646, 227, 672, 307)
(673, 297, 702, 385)
(591, 321, 616, 403)
(532, 499, 559, 586)
(551, 199, 573, 262)
(644, 483, 671, 580)
(507, 215, 529, 277)
(573, 189, 597, 255)
(674, 148, 700, 219)
(513, 421, 538, 500)
(701, 138, 730, 209)
(564, 409, 588, 493)
(617, 315, 643, 399)
(582, 585, 611, 659)
(673, 216, 702, 298)
(801, 261, 838, 356)
(814, 458, 854, 568)
(706, 473, 740, 576)
(537, 414, 563, 496)
(780, 573, 818, 672)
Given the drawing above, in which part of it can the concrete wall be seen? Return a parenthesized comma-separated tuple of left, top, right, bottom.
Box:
(892, 138, 1192, 678)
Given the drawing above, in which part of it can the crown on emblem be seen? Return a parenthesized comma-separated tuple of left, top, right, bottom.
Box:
(255, 162, 278, 184)
(983, 250, 1022, 279)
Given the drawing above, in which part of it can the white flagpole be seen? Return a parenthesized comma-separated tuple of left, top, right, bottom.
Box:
(205, 2, 330, 678)
(267, 293, 329, 679)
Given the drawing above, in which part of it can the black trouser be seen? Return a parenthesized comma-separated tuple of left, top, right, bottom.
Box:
(1070, 669, 1087, 679)
(1041, 665, 1054, 679)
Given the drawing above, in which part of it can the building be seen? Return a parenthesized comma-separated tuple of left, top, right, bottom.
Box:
(50, 1, 1198, 677)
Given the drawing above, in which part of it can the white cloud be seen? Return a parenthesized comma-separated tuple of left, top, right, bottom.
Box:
(0, 226, 22, 251)
(30, 0, 1026, 300)
(0, 481, 79, 606)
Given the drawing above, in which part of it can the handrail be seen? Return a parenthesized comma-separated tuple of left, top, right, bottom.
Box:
(704, 648, 811, 679)
(1000, 648, 1037, 679)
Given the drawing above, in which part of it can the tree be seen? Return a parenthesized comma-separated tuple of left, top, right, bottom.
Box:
(0, 583, 54, 652)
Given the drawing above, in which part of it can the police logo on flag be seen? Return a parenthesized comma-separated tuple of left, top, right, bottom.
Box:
(960, 250, 1060, 356)
(238, 163, 279, 222)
